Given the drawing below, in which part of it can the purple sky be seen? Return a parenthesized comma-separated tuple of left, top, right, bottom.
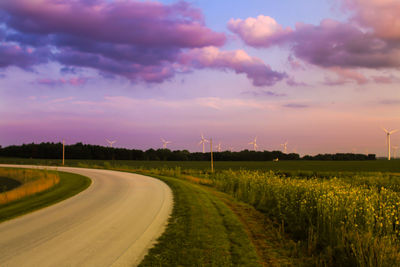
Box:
(0, 0, 399, 156)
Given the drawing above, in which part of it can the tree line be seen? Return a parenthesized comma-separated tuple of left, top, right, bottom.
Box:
(0, 142, 376, 161)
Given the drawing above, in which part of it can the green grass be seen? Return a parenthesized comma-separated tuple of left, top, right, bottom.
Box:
(137, 173, 262, 266)
(1, 157, 400, 172)
(0, 170, 91, 222)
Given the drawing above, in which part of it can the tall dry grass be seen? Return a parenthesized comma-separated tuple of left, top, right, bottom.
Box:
(0, 168, 60, 205)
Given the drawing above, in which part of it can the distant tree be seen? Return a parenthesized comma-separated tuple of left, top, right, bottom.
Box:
(0, 143, 375, 161)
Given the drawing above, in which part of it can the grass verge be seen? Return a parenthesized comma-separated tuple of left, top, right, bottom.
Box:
(137, 173, 262, 266)
(208, 189, 315, 267)
(0, 170, 91, 222)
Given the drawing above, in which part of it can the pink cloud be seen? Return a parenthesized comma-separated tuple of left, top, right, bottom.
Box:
(37, 77, 87, 86)
(283, 103, 309, 109)
(227, 15, 292, 47)
(229, 12, 400, 71)
(372, 75, 399, 84)
(327, 67, 368, 85)
(0, 43, 49, 68)
(179, 46, 287, 86)
(0, 0, 225, 48)
(68, 77, 87, 86)
(341, 0, 400, 40)
(48, 97, 75, 104)
(0, 0, 242, 84)
(288, 55, 306, 71)
(0, 0, 286, 87)
(286, 77, 307, 87)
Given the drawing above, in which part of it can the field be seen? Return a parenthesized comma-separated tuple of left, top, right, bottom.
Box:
(132, 166, 400, 266)
(120, 161, 400, 266)
(2, 157, 400, 266)
(1, 157, 400, 173)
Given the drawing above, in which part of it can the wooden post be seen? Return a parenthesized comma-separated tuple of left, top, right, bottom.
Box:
(62, 139, 65, 166)
(210, 138, 214, 173)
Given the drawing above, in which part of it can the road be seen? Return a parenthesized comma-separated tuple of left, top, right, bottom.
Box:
(0, 165, 173, 267)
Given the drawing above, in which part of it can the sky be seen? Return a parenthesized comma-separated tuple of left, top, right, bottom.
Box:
(0, 0, 399, 156)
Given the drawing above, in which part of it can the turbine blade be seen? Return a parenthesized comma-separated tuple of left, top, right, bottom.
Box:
(383, 127, 389, 133)
(390, 129, 399, 134)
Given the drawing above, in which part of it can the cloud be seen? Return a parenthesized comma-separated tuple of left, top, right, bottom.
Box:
(322, 77, 349, 86)
(286, 77, 307, 87)
(229, 8, 400, 71)
(0, 43, 49, 69)
(324, 67, 368, 85)
(227, 15, 291, 47)
(179, 46, 287, 86)
(283, 103, 309, 109)
(48, 97, 75, 104)
(242, 90, 286, 97)
(287, 55, 305, 70)
(341, 0, 400, 40)
(378, 99, 400, 106)
(372, 75, 399, 84)
(60, 66, 78, 74)
(0, 0, 284, 86)
(37, 77, 87, 86)
(70, 95, 269, 112)
(0, 0, 225, 48)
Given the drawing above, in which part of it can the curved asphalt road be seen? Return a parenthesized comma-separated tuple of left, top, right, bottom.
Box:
(0, 165, 173, 267)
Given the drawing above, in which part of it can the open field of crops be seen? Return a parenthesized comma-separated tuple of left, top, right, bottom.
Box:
(209, 170, 400, 266)
(131, 167, 400, 266)
(1, 157, 400, 173)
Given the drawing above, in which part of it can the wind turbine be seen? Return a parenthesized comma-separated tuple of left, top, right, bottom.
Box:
(106, 139, 116, 148)
(249, 137, 258, 151)
(383, 128, 398, 160)
(216, 142, 222, 152)
(161, 138, 171, 149)
(280, 141, 288, 154)
(393, 145, 399, 159)
(198, 134, 209, 153)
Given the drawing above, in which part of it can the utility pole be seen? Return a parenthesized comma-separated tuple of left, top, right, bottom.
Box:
(62, 139, 65, 166)
(210, 138, 214, 173)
